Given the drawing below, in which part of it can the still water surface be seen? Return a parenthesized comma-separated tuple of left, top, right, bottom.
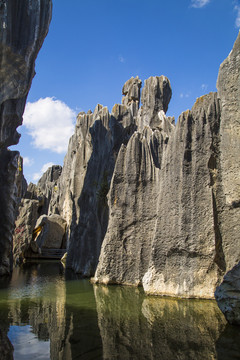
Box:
(0, 261, 239, 360)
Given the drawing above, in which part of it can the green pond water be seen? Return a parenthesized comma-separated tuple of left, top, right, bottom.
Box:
(0, 262, 239, 360)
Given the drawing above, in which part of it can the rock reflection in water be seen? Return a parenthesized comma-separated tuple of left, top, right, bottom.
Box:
(1, 264, 240, 360)
(216, 324, 240, 360)
(8, 262, 67, 359)
(0, 275, 14, 360)
(94, 285, 148, 360)
(94, 284, 231, 360)
(142, 297, 226, 360)
(3, 262, 103, 360)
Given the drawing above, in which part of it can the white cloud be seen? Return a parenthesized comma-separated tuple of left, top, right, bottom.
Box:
(234, 4, 240, 27)
(32, 162, 54, 182)
(190, 0, 210, 8)
(23, 97, 76, 154)
(23, 157, 34, 167)
(118, 55, 126, 63)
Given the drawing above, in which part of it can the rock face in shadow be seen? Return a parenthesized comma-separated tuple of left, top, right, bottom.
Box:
(0, 0, 52, 275)
(48, 77, 141, 276)
(214, 33, 240, 273)
(213, 33, 240, 325)
(215, 262, 240, 325)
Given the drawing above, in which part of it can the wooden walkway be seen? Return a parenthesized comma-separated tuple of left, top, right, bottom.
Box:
(27, 248, 66, 260)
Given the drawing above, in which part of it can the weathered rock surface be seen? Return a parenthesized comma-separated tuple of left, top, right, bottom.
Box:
(215, 262, 240, 325)
(37, 165, 62, 214)
(32, 214, 66, 251)
(212, 33, 240, 323)
(0, 0, 52, 275)
(137, 76, 173, 131)
(14, 155, 27, 201)
(94, 33, 240, 300)
(122, 76, 142, 118)
(142, 93, 222, 298)
(12, 167, 61, 264)
(94, 86, 222, 298)
(215, 32, 240, 272)
(48, 77, 141, 276)
(94, 76, 174, 286)
(13, 198, 39, 264)
(0, 149, 19, 274)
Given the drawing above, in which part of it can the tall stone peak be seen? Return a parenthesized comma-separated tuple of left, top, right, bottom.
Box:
(137, 75, 172, 131)
(122, 76, 142, 118)
(122, 76, 142, 104)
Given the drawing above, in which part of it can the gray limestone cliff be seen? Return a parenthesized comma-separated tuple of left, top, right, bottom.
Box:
(94, 32, 240, 300)
(94, 76, 174, 286)
(0, 0, 52, 275)
(47, 77, 142, 276)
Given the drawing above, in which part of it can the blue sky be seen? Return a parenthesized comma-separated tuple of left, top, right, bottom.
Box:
(12, 0, 240, 183)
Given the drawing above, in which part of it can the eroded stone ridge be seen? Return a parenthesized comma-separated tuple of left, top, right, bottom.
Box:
(0, 0, 52, 275)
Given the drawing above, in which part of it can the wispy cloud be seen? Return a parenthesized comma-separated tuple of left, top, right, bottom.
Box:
(23, 157, 34, 167)
(23, 97, 76, 154)
(190, 0, 210, 8)
(201, 83, 208, 91)
(118, 55, 126, 63)
(32, 162, 54, 182)
(180, 92, 190, 98)
(234, 3, 240, 27)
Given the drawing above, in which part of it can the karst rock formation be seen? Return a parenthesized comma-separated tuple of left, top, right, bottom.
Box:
(0, 0, 52, 275)
(93, 33, 239, 301)
(15, 33, 240, 306)
(22, 32, 238, 306)
(2, 3, 240, 321)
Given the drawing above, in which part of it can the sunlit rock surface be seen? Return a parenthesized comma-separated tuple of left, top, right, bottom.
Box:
(33, 214, 66, 250)
(0, 0, 52, 275)
(142, 93, 222, 298)
(12, 164, 62, 264)
(94, 76, 174, 286)
(94, 33, 240, 300)
(13, 198, 39, 264)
